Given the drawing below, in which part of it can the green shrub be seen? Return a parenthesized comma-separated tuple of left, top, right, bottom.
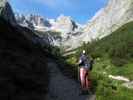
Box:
(96, 80, 133, 100)
(92, 74, 133, 100)
(111, 57, 128, 66)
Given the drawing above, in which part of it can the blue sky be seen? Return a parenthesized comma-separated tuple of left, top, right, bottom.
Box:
(9, 0, 108, 24)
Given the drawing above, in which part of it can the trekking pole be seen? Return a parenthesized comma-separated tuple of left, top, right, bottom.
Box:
(78, 66, 80, 82)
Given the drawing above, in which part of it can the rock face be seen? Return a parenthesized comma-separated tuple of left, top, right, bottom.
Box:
(15, 14, 51, 30)
(51, 15, 78, 38)
(35, 31, 62, 46)
(0, 1, 49, 100)
(63, 0, 133, 50)
(83, 0, 133, 41)
(0, 0, 16, 25)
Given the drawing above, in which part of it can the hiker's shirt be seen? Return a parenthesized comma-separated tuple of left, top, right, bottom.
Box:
(79, 54, 90, 70)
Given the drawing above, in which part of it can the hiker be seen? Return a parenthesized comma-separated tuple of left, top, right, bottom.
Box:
(78, 50, 92, 94)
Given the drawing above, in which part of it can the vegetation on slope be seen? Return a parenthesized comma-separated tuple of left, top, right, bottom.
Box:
(73, 21, 133, 78)
(65, 21, 133, 100)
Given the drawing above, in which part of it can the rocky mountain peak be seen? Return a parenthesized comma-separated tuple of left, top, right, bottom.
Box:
(50, 14, 78, 38)
(27, 14, 51, 27)
(56, 14, 78, 32)
(15, 14, 79, 38)
(0, 0, 16, 25)
(15, 13, 51, 30)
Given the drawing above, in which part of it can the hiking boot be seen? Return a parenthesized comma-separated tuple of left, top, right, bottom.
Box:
(79, 90, 89, 95)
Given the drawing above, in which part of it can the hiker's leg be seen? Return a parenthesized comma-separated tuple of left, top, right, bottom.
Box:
(84, 70, 88, 90)
(85, 71, 88, 90)
(80, 68, 85, 90)
(85, 71, 91, 90)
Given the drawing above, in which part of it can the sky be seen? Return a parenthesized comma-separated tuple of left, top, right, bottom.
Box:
(9, 0, 108, 24)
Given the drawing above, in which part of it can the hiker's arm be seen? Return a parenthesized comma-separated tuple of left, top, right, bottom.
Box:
(76, 59, 82, 65)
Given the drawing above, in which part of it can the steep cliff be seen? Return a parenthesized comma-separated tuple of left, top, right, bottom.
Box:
(0, 1, 49, 100)
(63, 0, 133, 50)
(83, 0, 133, 40)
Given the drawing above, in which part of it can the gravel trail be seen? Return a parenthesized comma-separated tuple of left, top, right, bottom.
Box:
(45, 60, 95, 100)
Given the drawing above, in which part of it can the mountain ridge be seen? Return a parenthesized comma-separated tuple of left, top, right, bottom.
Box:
(14, 0, 133, 50)
(15, 14, 80, 35)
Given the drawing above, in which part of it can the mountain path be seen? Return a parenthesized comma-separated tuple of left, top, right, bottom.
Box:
(45, 59, 95, 100)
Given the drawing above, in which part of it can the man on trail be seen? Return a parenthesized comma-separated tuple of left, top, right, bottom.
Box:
(78, 50, 92, 94)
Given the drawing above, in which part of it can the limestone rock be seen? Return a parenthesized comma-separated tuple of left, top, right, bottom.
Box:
(83, 0, 133, 41)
